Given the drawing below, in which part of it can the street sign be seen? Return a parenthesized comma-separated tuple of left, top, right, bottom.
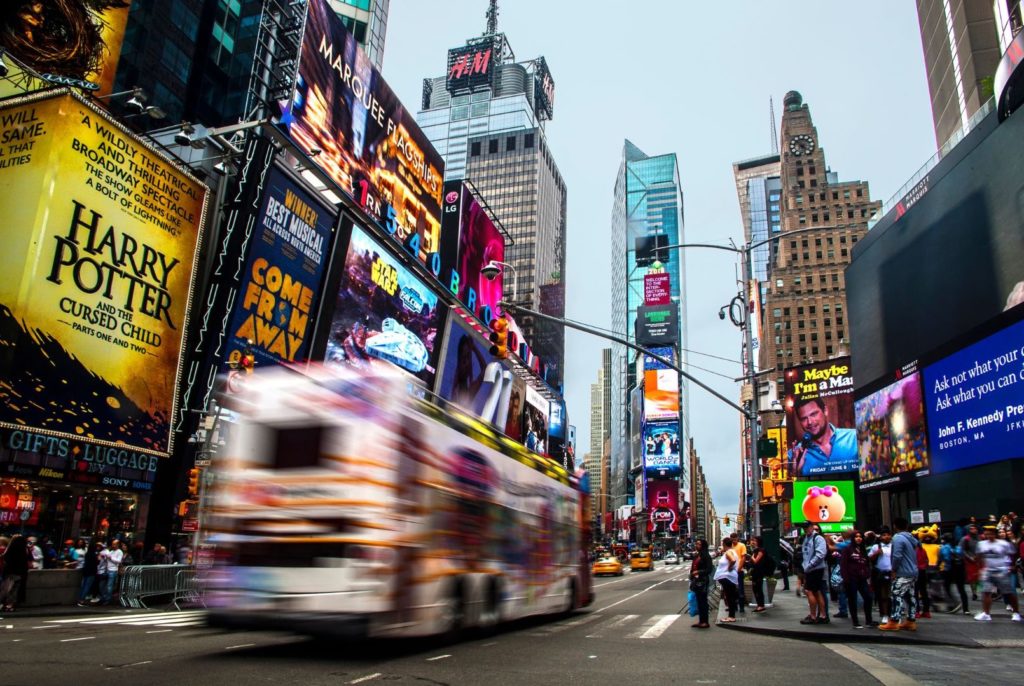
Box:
(194, 458, 212, 467)
(182, 519, 199, 532)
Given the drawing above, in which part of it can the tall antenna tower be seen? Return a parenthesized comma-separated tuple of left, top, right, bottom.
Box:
(769, 96, 779, 154)
(485, 0, 499, 35)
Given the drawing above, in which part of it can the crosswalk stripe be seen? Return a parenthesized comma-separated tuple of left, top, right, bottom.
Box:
(586, 613, 639, 638)
(531, 612, 604, 635)
(637, 614, 680, 638)
(626, 614, 670, 639)
(46, 611, 206, 626)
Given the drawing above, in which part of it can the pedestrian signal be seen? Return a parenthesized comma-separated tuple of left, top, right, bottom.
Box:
(489, 315, 509, 359)
(187, 468, 200, 497)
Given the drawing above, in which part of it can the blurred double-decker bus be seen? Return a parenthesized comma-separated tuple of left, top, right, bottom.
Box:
(203, 366, 592, 639)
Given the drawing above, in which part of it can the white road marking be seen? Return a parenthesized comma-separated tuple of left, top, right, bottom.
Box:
(31, 625, 57, 629)
(47, 611, 206, 625)
(349, 674, 382, 684)
(595, 574, 686, 612)
(225, 643, 254, 650)
(482, 642, 498, 647)
(60, 636, 96, 642)
(128, 661, 152, 667)
(426, 654, 451, 661)
(637, 614, 680, 639)
(536, 612, 604, 635)
(146, 629, 173, 634)
(627, 615, 669, 639)
(586, 614, 639, 638)
(825, 644, 919, 686)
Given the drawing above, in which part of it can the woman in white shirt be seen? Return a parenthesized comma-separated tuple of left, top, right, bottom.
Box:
(714, 538, 740, 622)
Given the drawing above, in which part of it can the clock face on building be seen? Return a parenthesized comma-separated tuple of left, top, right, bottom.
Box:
(788, 134, 815, 156)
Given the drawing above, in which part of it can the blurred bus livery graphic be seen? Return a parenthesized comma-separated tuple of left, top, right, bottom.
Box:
(201, 365, 593, 639)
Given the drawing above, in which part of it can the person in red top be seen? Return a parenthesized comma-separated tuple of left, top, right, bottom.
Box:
(915, 543, 932, 618)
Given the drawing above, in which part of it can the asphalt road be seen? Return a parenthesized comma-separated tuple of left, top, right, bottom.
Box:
(4, 562, 1020, 685)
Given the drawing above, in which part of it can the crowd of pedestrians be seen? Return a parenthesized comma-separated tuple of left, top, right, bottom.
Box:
(788, 513, 1024, 631)
(0, 534, 178, 612)
(692, 511, 1024, 631)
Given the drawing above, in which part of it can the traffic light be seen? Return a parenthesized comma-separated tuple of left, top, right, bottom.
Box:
(723, 516, 730, 526)
(187, 468, 200, 497)
(240, 349, 256, 374)
(757, 437, 778, 458)
(488, 315, 509, 359)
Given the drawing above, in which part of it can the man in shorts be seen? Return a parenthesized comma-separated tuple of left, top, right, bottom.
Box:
(800, 522, 828, 624)
(974, 525, 1022, 621)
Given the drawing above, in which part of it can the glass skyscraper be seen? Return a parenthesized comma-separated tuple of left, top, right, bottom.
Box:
(609, 140, 688, 510)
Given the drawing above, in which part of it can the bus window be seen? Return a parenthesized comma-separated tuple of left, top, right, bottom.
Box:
(269, 425, 325, 470)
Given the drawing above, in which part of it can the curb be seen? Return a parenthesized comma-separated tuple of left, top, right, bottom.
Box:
(716, 619, 982, 648)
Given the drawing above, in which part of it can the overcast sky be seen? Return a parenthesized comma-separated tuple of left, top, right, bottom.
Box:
(384, 1, 937, 517)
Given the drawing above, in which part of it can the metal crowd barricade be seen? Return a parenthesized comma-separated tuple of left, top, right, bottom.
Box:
(119, 564, 202, 609)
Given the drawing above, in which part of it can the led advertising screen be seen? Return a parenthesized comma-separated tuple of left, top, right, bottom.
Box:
(789, 479, 856, 533)
(846, 102, 1024, 388)
(783, 358, 858, 477)
(0, 0, 131, 97)
(446, 43, 495, 92)
(222, 167, 334, 371)
(324, 225, 443, 388)
(503, 375, 527, 442)
(643, 422, 681, 476)
(647, 478, 680, 534)
(636, 304, 678, 346)
(283, 0, 444, 267)
(855, 370, 930, 489)
(523, 385, 550, 456)
(437, 316, 498, 417)
(0, 91, 207, 457)
(642, 346, 680, 422)
(922, 314, 1024, 474)
(455, 185, 505, 325)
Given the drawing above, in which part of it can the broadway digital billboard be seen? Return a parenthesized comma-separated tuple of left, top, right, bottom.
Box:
(222, 167, 334, 371)
(0, 91, 208, 457)
(922, 312, 1024, 474)
(847, 105, 1024, 388)
(646, 478, 680, 534)
(436, 316, 497, 417)
(642, 346, 680, 422)
(789, 479, 856, 533)
(855, 368, 931, 490)
(643, 421, 681, 476)
(282, 0, 444, 269)
(440, 181, 506, 325)
(324, 225, 444, 389)
(524, 385, 550, 456)
(783, 358, 858, 477)
(0, 1, 132, 97)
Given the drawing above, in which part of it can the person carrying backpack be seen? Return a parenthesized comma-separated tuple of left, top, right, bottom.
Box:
(940, 532, 968, 613)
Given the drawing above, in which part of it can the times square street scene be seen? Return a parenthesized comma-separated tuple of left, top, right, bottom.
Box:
(2, 1, 1024, 684)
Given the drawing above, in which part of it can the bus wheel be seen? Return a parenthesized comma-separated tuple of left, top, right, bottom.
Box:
(563, 579, 578, 614)
(439, 580, 465, 638)
(478, 578, 500, 631)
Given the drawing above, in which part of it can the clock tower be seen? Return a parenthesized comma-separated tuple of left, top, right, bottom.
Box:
(758, 91, 882, 393)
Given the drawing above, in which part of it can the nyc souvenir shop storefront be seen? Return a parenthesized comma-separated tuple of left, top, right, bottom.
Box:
(0, 429, 156, 545)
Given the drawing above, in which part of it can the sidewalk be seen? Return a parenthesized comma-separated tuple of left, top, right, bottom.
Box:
(715, 584, 1024, 648)
(0, 601, 187, 619)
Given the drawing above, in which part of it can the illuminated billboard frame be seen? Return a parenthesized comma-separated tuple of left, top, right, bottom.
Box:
(642, 346, 680, 422)
(783, 358, 858, 477)
(324, 225, 445, 389)
(282, 0, 444, 270)
(789, 479, 856, 533)
(643, 421, 681, 476)
(0, 90, 208, 458)
(221, 167, 335, 372)
(855, 366, 931, 490)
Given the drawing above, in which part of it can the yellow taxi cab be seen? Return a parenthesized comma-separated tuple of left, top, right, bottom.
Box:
(629, 550, 654, 571)
(592, 556, 624, 577)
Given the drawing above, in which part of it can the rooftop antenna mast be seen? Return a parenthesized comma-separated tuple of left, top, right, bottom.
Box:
(485, 0, 499, 35)
(769, 96, 779, 154)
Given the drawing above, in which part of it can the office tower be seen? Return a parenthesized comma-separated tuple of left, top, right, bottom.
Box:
(609, 140, 688, 510)
(916, 0, 1002, 147)
(759, 91, 881, 393)
(327, 0, 390, 69)
(733, 154, 783, 287)
(110, 0, 261, 127)
(417, 16, 566, 387)
(588, 349, 612, 523)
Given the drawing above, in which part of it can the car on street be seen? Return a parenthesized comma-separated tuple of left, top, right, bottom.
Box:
(629, 550, 654, 572)
(592, 556, 624, 576)
(663, 552, 679, 565)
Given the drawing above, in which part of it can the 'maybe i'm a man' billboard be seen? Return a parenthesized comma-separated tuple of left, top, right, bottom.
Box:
(0, 91, 208, 457)
(282, 0, 444, 268)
